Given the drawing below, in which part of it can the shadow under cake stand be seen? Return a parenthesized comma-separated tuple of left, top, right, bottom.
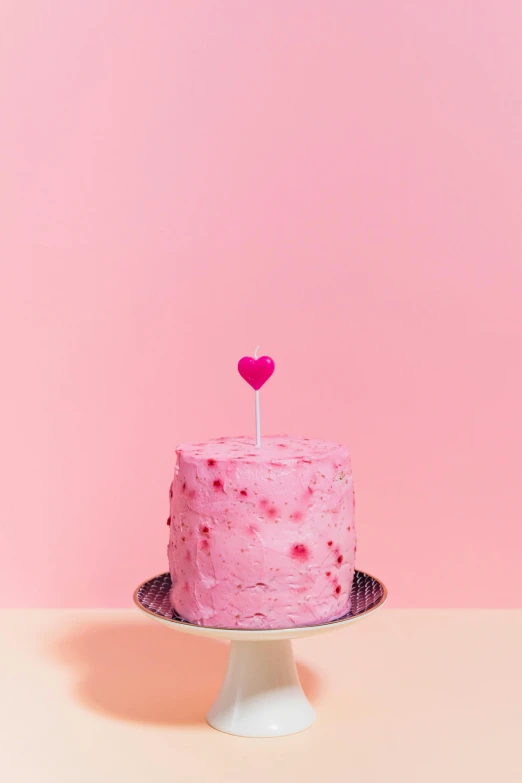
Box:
(134, 570, 387, 738)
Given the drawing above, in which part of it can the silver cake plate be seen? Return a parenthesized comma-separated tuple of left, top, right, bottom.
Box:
(134, 570, 387, 737)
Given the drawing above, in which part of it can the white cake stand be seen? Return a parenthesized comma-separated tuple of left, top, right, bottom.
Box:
(134, 570, 386, 738)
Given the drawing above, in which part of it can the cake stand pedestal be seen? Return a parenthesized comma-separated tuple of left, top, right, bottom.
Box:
(134, 570, 386, 738)
(207, 637, 314, 736)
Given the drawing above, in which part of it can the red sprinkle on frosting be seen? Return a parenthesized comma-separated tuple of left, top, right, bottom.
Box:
(291, 543, 310, 562)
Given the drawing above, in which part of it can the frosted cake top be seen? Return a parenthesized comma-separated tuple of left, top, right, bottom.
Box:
(176, 435, 348, 463)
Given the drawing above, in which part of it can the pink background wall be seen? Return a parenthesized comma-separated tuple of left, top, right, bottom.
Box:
(1, 2, 521, 608)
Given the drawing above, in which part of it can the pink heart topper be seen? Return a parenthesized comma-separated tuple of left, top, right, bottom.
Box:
(238, 355, 275, 391)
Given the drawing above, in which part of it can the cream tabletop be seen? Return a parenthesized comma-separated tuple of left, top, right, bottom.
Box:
(1, 609, 521, 782)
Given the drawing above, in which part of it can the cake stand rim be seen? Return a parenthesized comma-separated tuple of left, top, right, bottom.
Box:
(133, 569, 387, 638)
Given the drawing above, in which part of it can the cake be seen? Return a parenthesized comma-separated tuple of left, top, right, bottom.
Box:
(167, 435, 356, 629)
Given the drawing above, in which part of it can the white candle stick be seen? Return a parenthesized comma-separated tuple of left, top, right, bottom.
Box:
(254, 346, 261, 447)
(255, 390, 261, 447)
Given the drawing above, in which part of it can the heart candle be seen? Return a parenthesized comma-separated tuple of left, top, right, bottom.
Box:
(237, 355, 275, 390)
(238, 350, 275, 447)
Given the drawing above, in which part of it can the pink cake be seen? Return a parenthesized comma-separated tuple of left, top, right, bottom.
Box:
(167, 435, 356, 629)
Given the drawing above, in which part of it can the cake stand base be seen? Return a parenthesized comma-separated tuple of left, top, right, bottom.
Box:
(134, 570, 386, 738)
(207, 639, 315, 737)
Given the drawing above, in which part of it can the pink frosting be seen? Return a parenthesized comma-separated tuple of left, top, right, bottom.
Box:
(167, 435, 356, 629)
